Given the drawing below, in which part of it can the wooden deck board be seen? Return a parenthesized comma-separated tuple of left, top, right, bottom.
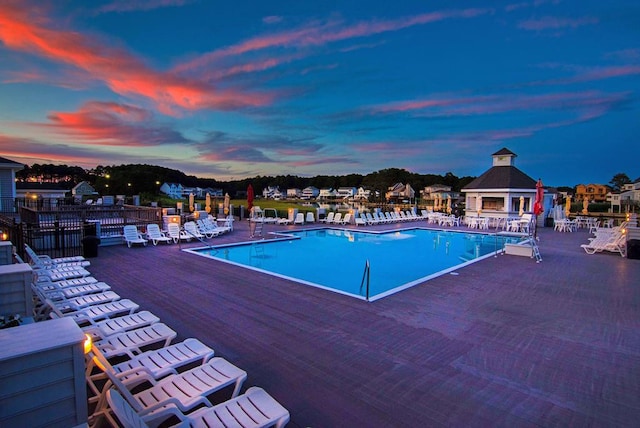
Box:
(86, 220, 640, 427)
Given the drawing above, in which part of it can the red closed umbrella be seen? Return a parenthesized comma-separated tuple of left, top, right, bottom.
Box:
(247, 184, 254, 212)
(534, 179, 544, 216)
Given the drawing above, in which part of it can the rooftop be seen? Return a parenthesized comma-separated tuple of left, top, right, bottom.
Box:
(86, 219, 640, 427)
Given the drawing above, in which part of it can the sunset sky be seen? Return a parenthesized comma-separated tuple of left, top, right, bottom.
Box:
(1, 0, 638, 186)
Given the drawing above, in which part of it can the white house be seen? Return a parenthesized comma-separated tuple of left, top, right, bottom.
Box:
(262, 186, 282, 199)
(354, 187, 371, 200)
(159, 182, 184, 199)
(287, 188, 302, 199)
(462, 148, 547, 220)
(71, 181, 97, 200)
(385, 183, 415, 202)
(318, 188, 338, 200)
(609, 178, 640, 213)
(301, 186, 319, 199)
(336, 187, 357, 200)
(0, 156, 24, 213)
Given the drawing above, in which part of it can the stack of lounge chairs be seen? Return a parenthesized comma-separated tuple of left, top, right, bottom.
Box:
(581, 221, 628, 257)
(23, 244, 290, 428)
(119, 218, 232, 248)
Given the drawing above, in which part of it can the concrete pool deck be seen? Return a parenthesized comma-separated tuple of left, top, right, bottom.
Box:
(87, 218, 640, 427)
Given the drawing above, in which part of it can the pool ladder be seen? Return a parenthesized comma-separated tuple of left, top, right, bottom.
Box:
(359, 260, 371, 301)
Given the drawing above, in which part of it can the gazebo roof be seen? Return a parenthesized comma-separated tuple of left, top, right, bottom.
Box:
(463, 165, 537, 190)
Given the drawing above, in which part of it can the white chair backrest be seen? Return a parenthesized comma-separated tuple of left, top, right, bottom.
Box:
(123, 225, 139, 236)
(147, 224, 160, 235)
(167, 223, 180, 236)
(106, 388, 149, 428)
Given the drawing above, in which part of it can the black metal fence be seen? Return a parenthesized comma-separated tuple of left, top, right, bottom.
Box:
(1, 201, 163, 260)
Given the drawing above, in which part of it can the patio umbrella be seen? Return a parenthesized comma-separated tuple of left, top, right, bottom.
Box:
(533, 179, 544, 239)
(446, 195, 452, 214)
(247, 184, 254, 212)
(582, 197, 589, 214)
(223, 193, 230, 216)
(476, 196, 482, 216)
(533, 179, 544, 216)
(519, 196, 525, 217)
(205, 193, 211, 213)
(434, 194, 439, 211)
(189, 193, 195, 212)
(565, 195, 571, 218)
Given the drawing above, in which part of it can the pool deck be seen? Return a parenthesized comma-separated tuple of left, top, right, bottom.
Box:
(87, 219, 640, 427)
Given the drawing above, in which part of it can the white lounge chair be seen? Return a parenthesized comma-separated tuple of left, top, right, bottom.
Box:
(319, 212, 335, 224)
(332, 212, 342, 224)
(97, 356, 247, 428)
(167, 223, 191, 243)
(24, 244, 89, 268)
(123, 225, 148, 248)
(294, 212, 305, 225)
(355, 214, 367, 226)
(365, 212, 378, 225)
(196, 219, 221, 238)
(106, 385, 290, 428)
(306, 212, 315, 223)
(83, 310, 160, 340)
(184, 221, 206, 240)
(34, 280, 111, 301)
(340, 213, 352, 225)
(32, 265, 91, 283)
(93, 323, 177, 359)
(108, 338, 215, 383)
(145, 223, 172, 245)
(581, 231, 626, 257)
(48, 298, 140, 326)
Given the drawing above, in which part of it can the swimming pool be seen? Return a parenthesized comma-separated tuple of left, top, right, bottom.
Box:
(186, 228, 521, 301)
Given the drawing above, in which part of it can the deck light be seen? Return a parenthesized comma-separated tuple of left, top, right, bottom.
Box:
(84, 334, 92, 354)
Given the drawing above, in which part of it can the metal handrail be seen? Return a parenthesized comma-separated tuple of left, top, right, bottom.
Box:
(359, 259, 370, 302)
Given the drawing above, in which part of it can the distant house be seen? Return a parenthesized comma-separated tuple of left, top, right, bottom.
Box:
(203, 187, 224, 198)
(159, 182, 184, 199)
(385, 183, 415, 202)
(336, 187, 357, 200)
(16, 182, 70, 210)
(287, 188, 302, 199)
(0, 156, 24, 213)
(421, 184, 461, 208)
(354, 187, 371, 200)
(575, 183, 610, 203)
(301, 186, 319, 199)
(318, 188, 338, 200)
(462, 148, 545, 219)
(609, 178, 640, 213)
(262, 186, 282, 199)
(71, 181, 97, 200)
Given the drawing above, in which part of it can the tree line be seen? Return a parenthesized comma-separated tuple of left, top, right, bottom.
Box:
(16, 163, 478, 197)
(15, 163, 635, 197)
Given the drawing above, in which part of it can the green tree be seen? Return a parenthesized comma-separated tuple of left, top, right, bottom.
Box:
(609, 173, 631, 192)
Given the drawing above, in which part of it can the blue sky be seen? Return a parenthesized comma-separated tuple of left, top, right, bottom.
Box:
(1, 0, 638, 187)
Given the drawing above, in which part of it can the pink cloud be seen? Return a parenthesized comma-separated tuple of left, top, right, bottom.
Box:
(263, 16, 283, 25)
(0, 2, 272, 115)
(36, 101, 191, 147)
(96, 0, 194, 14)
(369, 91, 628, 119)
(174, 8, 491, 74)
(518, 16, 598, 31)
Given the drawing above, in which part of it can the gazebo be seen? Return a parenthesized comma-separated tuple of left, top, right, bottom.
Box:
(462, 148, 539, 221)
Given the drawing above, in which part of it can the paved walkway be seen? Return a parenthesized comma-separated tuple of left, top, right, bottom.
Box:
(87, 219, 640, 427)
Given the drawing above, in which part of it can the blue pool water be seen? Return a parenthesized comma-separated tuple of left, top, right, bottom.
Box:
(186, 228, 520, 301)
